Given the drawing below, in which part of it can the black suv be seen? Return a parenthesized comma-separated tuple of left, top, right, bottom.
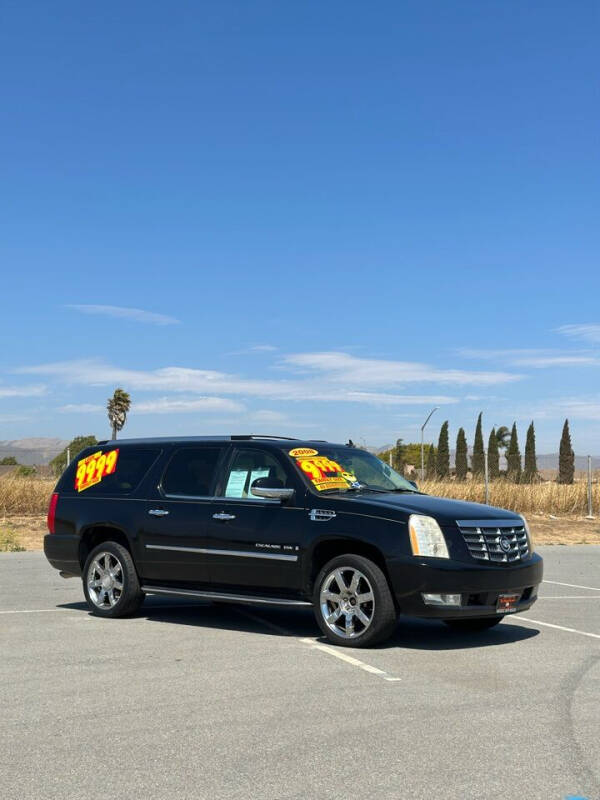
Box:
(44, 435, 543, 647)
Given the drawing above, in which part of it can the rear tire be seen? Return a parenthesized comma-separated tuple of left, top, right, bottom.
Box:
(443, 616, 504, 632)
(83, 541, 144, 618)
(313, 554, 397, 648)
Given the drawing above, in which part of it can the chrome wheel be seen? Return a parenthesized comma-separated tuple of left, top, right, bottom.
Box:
(87, 551, 124, 609)
(319, 567, 375, 639)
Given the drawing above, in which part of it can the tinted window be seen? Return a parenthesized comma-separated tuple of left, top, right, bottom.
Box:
(162, 448, 223, 496)
(223, 449, 290, 499)
(69, 448, 161, 496)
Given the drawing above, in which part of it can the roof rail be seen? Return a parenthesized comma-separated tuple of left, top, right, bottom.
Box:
(230, 434, 299, 441)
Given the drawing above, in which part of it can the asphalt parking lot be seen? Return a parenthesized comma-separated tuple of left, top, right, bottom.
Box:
(1, 546, 599, 800)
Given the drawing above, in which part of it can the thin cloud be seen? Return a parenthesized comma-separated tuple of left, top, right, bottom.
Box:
(18, 358, 467, 406)
(58, 403, 105, 413)
(59, 397, 243, 414)
(226, 344, 278, 356)
(284, 352, 522, 386)
(342, 392, 458, 406)
(65, 305, 180, 326)
(529, 397, 600, 421)
(134, 397, 244, 414)
(557, 324, 600, 344)
(0, 384, 47, 398)
(458, 347, 598, 368)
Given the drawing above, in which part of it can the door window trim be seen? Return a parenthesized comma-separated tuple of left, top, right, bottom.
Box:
(158, 445, 227, 500)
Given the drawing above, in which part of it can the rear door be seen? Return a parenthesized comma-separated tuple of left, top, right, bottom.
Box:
(140, 445, 226, 584)
(205, 447, 306, 592)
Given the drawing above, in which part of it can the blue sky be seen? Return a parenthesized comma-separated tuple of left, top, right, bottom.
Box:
(1, 1, 599, 452)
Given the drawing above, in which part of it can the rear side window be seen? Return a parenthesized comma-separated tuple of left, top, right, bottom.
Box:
(161, 447, 223, 497)
(70, 448, 161, 496)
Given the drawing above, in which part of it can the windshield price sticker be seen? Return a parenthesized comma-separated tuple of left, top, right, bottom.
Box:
(289, 447, 319, 458)
(75, 449, 119, 492)
(296, 455, 351, 492)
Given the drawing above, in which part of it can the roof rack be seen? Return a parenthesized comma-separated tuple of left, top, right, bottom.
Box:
(230, 434, 300, 441)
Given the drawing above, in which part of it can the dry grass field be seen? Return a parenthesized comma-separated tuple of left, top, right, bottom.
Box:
(0, 475, 598, 551)
(418, 479, 600, 517)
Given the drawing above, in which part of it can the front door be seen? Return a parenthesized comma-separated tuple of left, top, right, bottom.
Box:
(206, 447, 305, 592)
(140, 445, 225, 585)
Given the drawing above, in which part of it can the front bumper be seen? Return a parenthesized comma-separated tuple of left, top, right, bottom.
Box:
(387, 552, 543, 618)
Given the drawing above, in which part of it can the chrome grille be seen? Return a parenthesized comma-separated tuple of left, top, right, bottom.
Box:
(456, 519, 529, 564)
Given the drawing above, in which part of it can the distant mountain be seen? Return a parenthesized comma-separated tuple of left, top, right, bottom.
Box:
(0, 438, 68, 465)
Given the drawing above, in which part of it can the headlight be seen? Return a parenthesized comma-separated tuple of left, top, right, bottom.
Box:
(408, 514, 449, 559)
(520, 515, 535, 554)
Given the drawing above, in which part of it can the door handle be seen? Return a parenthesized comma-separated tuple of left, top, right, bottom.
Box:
(212, 512, 236, 521)
(148, 509, 170, 517)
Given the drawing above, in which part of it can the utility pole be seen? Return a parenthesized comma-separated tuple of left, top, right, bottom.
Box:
(66, 447, 71, 466)
(420, 407, 439, 480)
(484, 449, 489, 504)
(586, 455, 595, 519)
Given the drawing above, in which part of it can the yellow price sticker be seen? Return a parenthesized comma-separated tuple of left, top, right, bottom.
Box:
(75, 449, 119, 492)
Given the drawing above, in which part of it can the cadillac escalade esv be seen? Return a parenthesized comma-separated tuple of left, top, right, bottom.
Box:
(44, 435, 543, 647)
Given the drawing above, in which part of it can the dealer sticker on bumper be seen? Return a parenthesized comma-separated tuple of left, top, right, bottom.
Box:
(497, 593, 520, 613)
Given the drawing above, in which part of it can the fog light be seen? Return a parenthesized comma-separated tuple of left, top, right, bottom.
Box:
(422, 593, 462, 607)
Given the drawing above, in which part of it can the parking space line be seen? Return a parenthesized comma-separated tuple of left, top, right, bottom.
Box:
(236, 608, 401, 682)
(300, 638, 402, 682)
(516, 616, 600, 641)
(543, 580, 600, 592)
(0, 608, 59, 615)
(538, 596, 600, 600)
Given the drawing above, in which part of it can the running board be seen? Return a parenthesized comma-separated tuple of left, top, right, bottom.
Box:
(141, 585, 312, 607)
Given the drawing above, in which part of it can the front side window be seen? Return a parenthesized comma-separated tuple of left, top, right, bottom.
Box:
(287, 445, 418, 494)
(162, 447, 223, 497)
(222, 449, 290, 499)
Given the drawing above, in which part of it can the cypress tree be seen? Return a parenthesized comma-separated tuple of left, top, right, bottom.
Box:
(426, 444, 436, 479)
(487, 427, 500, 480)
(455, 428, 468, 481)
(506, 422, 522, 483)
(471, 412, 485, 478)
(394, 438, 405, 474)
(558, 419, 575, 484)
(436, 421, 450, 479)
(523, 421, 538, 483)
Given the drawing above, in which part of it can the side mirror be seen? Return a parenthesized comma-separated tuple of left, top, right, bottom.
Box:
(408, 480, 418, 490)
(250, 477, 294, 502)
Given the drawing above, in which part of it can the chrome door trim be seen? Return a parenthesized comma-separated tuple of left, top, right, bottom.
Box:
(148, 509, 170, 517)
(212, 512, 237, 521)
(140, 585, 311, 606)
(145, 544, 298, 562)
(162, 493, 214, 501)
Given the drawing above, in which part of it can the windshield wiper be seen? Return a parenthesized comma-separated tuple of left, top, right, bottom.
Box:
(344, 484, 389, 494)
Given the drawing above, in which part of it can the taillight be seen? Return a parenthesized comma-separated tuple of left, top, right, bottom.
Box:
(47, 493, 59, 534)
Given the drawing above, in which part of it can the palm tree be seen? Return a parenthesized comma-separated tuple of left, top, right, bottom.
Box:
(495, 426, 511, 452)
(107, 388, 131, 440)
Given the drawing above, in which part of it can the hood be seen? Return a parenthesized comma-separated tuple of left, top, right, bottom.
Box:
(338, 491, 521, 526)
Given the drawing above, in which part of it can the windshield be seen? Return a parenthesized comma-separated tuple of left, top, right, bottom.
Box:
(287, 445, 418, 494)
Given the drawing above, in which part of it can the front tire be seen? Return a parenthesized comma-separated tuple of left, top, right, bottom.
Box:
(443, 616, 504, 632)
(313, 554, 397, 647)
(83, 541, 144, 618)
